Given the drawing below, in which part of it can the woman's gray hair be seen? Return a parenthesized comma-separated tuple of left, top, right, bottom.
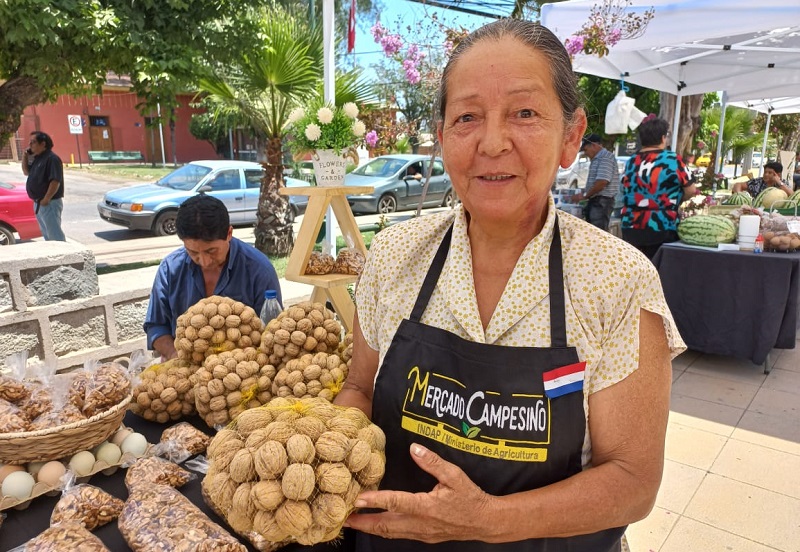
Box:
(435, 19, 582, 129)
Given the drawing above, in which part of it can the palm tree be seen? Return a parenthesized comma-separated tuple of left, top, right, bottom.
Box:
(700, 106, 761, 183)
(199, 5, 320, 256)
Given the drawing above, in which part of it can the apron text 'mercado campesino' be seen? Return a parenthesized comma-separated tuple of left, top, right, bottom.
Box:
(357, 217, 626, 552)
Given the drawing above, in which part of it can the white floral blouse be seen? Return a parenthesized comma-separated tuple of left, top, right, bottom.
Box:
(355, 198, 686, 465)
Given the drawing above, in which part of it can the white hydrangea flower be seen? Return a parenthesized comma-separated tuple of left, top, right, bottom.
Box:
(343, 102, 359, 119)
(305, 123, 322, 142)
(352, 120, 366, 138)
(317, 107, 334, 125)
(287, 107, 305, 125)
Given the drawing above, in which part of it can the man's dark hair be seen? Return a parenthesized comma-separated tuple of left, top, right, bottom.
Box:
(176, 195, 230, 241)
(764, 161, 783, 174)
(30, 131, 53, 150)
(637, 117, 670, 148)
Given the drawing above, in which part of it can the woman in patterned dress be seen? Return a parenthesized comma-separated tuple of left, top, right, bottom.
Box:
(621, 115, 696, 259)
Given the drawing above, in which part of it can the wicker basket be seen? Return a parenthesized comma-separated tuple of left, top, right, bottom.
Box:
(0, 393, 132, 465)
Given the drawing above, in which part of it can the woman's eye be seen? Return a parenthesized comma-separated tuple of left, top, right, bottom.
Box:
(456, 113, 474, 123)
(519, 109, 534, 118)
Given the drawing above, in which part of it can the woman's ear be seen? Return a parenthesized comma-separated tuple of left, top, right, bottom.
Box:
(560, 109, 587, 168)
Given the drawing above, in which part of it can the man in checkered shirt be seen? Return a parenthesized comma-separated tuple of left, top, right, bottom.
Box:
(575, 133, 619, 231)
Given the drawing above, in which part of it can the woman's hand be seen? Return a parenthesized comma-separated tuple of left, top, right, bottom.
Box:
(345, 444, 498, 543)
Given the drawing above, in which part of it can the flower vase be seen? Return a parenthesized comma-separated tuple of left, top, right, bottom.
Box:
(311, 149, 348, 187)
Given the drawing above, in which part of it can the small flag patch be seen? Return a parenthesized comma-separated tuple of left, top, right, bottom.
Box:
(542, 361, 585, 398)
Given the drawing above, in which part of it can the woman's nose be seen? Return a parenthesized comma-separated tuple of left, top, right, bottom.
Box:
(477, 116, 512, 157)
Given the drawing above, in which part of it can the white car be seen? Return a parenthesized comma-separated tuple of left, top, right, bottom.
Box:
(752, 151, 762, 168)
(554, 153, 590, 189)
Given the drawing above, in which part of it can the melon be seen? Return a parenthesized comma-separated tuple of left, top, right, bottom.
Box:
(753, 187, 788, 209)
(723, 192, 752, 206)
(677, 215, 737, 247)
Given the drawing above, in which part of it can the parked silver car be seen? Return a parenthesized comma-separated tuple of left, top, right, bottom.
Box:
(345, 154, 455, 214)
(98, 160, 309, 236)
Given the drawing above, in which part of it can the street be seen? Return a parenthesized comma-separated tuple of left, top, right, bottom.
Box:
(0, 161, 152, 245)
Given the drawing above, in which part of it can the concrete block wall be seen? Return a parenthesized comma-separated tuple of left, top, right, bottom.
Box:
(0, 242, 151, 372)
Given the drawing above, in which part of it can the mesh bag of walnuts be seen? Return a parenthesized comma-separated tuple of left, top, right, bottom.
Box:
(120, 458, 246, 552)
(12, 522, 111, 552)
(130, 358, 200, 423)
(259, 302, 342, 369)
(201, 397, 386, 549)
(194, 346, 275, 428)
(175, 295, 263, 365)
(272, 352, 348, 402)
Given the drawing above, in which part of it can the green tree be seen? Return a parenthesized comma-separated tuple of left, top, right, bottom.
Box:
(200, 5, 376, 257)
(698, 106, 761, 182)
(0, 0, 268, 142)
(753, 113, 800, 156)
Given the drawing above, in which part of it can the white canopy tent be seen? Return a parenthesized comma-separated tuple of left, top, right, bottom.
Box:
(729, 97, 800, 178)
(540, 0, 800, 156)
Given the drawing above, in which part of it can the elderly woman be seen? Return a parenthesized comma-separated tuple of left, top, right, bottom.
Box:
(621, 115, 696, 259)
(336, 19, 684, 551)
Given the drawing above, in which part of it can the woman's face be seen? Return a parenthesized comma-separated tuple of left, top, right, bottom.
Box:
(438, 36, 585, 227)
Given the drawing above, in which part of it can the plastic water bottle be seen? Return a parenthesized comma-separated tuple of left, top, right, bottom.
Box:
(259, 290, 282, 325)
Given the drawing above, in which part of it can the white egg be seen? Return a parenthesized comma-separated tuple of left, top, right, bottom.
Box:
(2, 471, 35, 500)
(95, 442, 122, 465)
(110, 428, 132, 447)
(68, 450, 96, 476)
(120, 433, 148, 457)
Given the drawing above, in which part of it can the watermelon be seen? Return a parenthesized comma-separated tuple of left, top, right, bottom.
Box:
(789, 190, 800, 204)
(723, 192, 752, 206)
(678, 215, 737, 247)
(753, 187, 788, 209)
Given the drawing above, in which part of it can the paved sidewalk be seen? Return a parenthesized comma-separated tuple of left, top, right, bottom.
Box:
(625, 344, 800, 552)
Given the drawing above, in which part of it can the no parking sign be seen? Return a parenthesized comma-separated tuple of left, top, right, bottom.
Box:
(67, 114, 83, 134)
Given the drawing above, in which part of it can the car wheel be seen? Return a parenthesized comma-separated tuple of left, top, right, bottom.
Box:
(286, 205, 297, 224)
(377, 194, 397, 214)
(442, 190, 456, 208)
(153, 210, 178, 236)
(0, 224, 16, 245)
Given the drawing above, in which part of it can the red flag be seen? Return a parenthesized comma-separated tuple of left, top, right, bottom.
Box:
(347, 0, 356, 53)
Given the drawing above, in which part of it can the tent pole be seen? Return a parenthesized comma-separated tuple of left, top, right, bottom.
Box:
(671, 90, 683, 151)
(715, 91, 728, 175)
(759, 109, 772, 178)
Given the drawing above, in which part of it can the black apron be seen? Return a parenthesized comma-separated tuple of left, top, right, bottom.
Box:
(357, 217, 626, 552)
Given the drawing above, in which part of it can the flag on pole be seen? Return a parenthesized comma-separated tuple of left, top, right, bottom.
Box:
(347, 0, 356, 53)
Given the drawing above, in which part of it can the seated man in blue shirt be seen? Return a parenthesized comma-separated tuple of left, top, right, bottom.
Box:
(144, 195, 282, 359)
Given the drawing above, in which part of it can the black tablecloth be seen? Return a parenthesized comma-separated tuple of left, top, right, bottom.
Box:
(653, 243, 800, 365)
(0, 412, 356, 551)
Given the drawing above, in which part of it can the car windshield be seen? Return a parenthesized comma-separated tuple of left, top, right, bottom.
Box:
(352, 158, 407, 177)
(156, 164, 213, 190)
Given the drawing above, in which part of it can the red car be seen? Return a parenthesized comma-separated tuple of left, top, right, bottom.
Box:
(0, 181, 41, 245)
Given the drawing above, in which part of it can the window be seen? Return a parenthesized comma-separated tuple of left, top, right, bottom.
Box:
(209, 169, 241, 191)
(245, 169, 265, 189)
(430, 161, 445, 177)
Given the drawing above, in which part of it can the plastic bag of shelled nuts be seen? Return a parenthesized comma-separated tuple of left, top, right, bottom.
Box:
(193, 346, 275, 428)
(201, 396, 385, 549)
(120, 457, 246, 552)
(259, 302, 342, 369)
(175, 295, 263, 365)
(130, 358, 200, 423)
(10, 522, 111, 552)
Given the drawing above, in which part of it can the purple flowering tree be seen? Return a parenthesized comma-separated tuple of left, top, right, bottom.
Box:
(369, 18, 458, 153)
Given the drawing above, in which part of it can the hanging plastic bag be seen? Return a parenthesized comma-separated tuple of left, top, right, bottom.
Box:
(605, 90, 636, 135)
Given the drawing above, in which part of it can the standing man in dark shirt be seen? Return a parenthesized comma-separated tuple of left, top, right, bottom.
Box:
(21, 131, 66, 241)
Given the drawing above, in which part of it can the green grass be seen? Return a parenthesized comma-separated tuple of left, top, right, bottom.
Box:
(69, 164, 175, 180)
